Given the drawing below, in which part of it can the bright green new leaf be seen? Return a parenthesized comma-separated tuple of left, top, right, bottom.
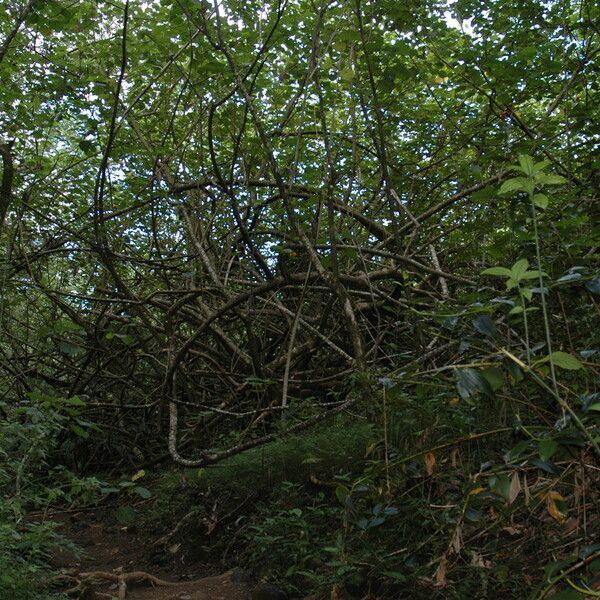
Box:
(510, 259, 529, 281)
(340, 67, 355, 83)
(499, 178, 526, 194)
(521, 270, 548, 279)
(482, 266, 512, 277)
(518, 155, 535, 176)
(521, 288, 533, 301)
(536, 173, 567, 185)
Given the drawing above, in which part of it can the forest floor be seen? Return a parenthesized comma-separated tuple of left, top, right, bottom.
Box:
(47, 503, 252, 600)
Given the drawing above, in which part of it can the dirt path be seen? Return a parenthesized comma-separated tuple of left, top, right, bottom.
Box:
(48, 507, 253, 600)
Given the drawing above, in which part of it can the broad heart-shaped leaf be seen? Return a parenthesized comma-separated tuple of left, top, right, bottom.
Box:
(518, 154, 535, 176)
(533, 193, 548, 209)
(548, 351, 583, 370)
(510, 258, 529, 281)
(481, 266, 512, 277)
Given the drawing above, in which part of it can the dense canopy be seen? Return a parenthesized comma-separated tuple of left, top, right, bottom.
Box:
(1, 0, 599, 598)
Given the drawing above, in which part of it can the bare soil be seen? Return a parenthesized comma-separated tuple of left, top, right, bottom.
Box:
(47, 504, 253, 600)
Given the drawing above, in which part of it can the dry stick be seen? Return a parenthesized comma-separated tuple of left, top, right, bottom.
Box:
(210, 3, 365, 368)
(0, 143, 15, 236)
(281, 267, 312, 422)
(428, 244, 449, 298)
(389, 427, 512, 469)
(390, 188, 420, 253)
(168, 388, 360, 468)
(261, 297, 353, 362)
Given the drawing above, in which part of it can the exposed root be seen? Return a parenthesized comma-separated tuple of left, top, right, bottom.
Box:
(79, 570, 179, 587)
(66, 570, 183, 599)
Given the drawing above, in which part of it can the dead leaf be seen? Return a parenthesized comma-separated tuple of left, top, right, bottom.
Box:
(131, 469, 145, 481)
(424, 452, 436, 476)
(434, 554, 448, 588)
(451, 448, 460, 468)
(546, 490, 567, 521)
(330, 584, 343, 600)
(501, 526, 521, 536)
(508, 472, 521, 504)
(561, 517, 578, 535)
(470, 552, 492, 568)
(450, 523, 463, 555)
(523, 474, 531, 505)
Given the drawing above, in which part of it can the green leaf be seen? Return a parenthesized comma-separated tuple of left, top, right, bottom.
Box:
(510, 259, 529, 281)
(78, 139, 95, 153)
(530, 457, 560, 474)
(455, 368, 494, 401)
(499, 178, 526, 194)
(580, 543, 600, 560)
(63, 396, 86, 406)
(536, 173, 567, 185)
(489, 473, 510, 499)
(547, 589, 584, 599)
(538, 439, 558, 461)
(340, 67, 355, 82)
(533, 193, 548, 209)
(57, 341, 83, 355)
(482, 366, 504, 391)
(533, 159, 551, 172)
(518, 155, 535, 176)
(521, 288, 533, 301)
(335, 485, 350, 505)
(115, 506, 136, 525)
(472, 315, 496, 337)
(521, 270, 548, 279)
(481, 266, 512, 277)
(585, 278, 600, 295)
(382, 571, 407, 582)
(134, 486, 152, 499)
(586, 404, 600, 412)
(548, 351, 583, 371)
(70, 424, 89, 438)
